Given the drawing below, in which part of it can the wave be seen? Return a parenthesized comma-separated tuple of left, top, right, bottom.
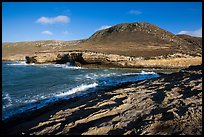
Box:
(84, 73, 117, 79)
(6, 61, 46, 66)
(140, 70, 157, 75)
(56, 83, 98, 97)
(77, 71, 158, 83)
(97, 71, 159, 88)
(7, 61, 29, 66)
(2, 93, 12, 109)
(2, 82, 98, 120)
(7, 61, 86, 70)
(52, 63, 85, 69)
(120, 71, 157, 76)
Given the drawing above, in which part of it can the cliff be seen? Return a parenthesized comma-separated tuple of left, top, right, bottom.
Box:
(24, 51, 201, 69)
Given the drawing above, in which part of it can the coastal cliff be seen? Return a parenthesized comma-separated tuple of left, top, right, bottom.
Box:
(24, 51, 202, 68)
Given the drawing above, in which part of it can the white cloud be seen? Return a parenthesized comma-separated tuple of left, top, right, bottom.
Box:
(96, 25, 112, 31)
(36, 15, 70, 24)
(128, 10, 142, 15)
(41, 30, 53, 35)
(178, 27, 202, 37)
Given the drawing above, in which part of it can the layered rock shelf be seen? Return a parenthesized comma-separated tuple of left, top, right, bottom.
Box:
(24, 51, 202, 69)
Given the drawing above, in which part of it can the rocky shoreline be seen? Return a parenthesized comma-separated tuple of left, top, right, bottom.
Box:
(1, 64, 202, 135)
(3, 51, 201, 69)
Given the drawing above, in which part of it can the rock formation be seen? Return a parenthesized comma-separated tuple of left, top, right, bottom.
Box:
(25, 51, 202, 69)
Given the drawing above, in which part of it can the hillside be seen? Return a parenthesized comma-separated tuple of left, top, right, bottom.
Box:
(177, 34, 202, 49)
(2, 40, 84, 60)
(67, 22, 201, 57)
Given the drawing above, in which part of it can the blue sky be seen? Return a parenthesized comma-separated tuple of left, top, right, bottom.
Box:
(2, 2, 202, 42)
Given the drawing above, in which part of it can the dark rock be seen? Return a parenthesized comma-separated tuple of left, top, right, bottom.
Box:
(25, 56, 37, 64)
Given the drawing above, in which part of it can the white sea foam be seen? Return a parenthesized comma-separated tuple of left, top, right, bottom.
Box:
(121, 71, 157, 75)
(52, 63, 85, 69)
(119, 72, 139, 76)
(56, 83, 98, 97)
(7, 61, 85, 69)
(24, 99, 38, 103)
(7, 61, 43, 66)
(82, 71, 158, 81)
(7, 61, 27, 66)
(140, 71, 157, 75)
(84, 73, 117, 79)
(3, 93, 12, 108)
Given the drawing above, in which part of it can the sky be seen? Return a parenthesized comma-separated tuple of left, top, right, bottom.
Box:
(2, 2, 202, 42)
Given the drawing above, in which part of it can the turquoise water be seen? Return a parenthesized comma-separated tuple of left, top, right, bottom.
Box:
(2, 61, 160, 120)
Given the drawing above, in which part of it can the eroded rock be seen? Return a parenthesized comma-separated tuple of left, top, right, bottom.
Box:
(24, 51, 202, 68)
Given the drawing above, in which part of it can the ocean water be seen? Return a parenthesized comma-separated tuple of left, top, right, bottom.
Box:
(2, 61, 161, 120)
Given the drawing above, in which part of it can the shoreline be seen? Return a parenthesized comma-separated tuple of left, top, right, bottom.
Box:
(2, 58, 201, 70)
(1, 78, 158, 135)
(2, 60, 181, 72)
(2, 51, 202, 69)
(3, 74, 161, 122)
(1, 64, 202, 135)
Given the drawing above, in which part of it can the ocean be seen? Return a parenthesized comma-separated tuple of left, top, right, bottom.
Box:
(2, 61, 162, 120)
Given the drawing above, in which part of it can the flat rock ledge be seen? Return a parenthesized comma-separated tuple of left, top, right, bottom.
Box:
(24, 51, 202, 68)
(1, 64, 202, 135)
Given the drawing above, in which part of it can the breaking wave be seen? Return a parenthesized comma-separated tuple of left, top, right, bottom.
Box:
(2, 93, 12, 109)
(2, 83, 98, 120)
(140, 70, 157, 75)
(56, 83, 98, 97)
(6, 61, 85, 69)
(52, 63, 85, 69)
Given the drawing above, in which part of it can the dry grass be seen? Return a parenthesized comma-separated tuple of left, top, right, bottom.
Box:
(135, 57, 202, 68)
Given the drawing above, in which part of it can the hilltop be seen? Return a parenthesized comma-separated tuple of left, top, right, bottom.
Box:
(67, 22, 201, 57)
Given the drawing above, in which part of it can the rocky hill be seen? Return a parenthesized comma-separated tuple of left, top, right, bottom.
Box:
(67, 22, 201, 57)
(88, 22, 185, 45)
(177, 34, 202, 46)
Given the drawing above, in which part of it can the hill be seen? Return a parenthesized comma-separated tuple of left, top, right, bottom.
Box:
(177, 34, 202, 50)
(2, 40, 84, 60)
(67, 22, 201, 57)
